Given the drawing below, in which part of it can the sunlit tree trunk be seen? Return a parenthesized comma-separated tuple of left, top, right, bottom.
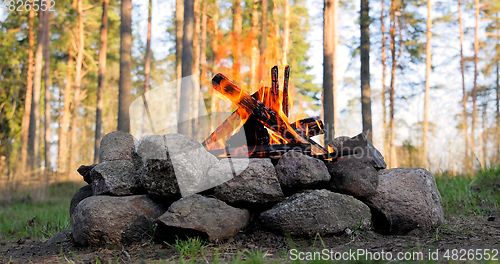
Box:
(360, 0, 372, 142)
(58, 46, 74, 174)
(471, 0, 479, 163)
(458, 0, 469, 172)
(69, 0, 85, 176)
(423, 0, 432, 169)
(210, 1, 220, 126)
(323, 0, 338, 143)
(250, 0, 259, 91)
(496, 23, 500, 163)
(389, 0, 397, 168)
(381, 0, 388, 160)
(259, 0, 268, 81)
(117, 0, 133, 132)
(178, 0, 194, 135)
(144, 0, 152, 93)
(283, 0, 290, 62)
(233, 0, 242, 84)
(21, 7, 35, 175)
(192, 0, 201, 138)
(201, 1, 207, 83)
(30, 10, 46, 170)
(94, 0, 109, 164)
(481, 103, 487, 167)
(176, 0, 184, 113)
(43, 3, 51, 171)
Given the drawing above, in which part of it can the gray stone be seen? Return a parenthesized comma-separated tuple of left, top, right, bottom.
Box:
(326, 157, 379, 198)
(156, 194, 250, 242)
(70, 185, 93, 217)
(99, 131, 137, 163)
(327, 133, 386, 170)
(45, 228, 71, 245)
(90, 160, 142, 196)
(77, 164, 96, 184)
(364, 168, 445, 235)
(135, 134, 219, 198)
(275, 152, 330, 191)
(71, 195, 166, 246)
(259, 189, 371, 237)
(213, 159, 284, 205)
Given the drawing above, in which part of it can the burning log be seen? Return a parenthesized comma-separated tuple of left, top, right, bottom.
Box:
(290, 117, 324, 137)
(212, 73, 327, 155)
(207, 143, 312, 158)
(282, 65, 290, 117)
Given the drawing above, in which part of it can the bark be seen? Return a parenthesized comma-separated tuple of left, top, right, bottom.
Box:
(117, 0, 133, 132)
(471, 0, 479, 162)
(283, 0, 290, 62)
(423, 0, 432, 169)
(323, 0, 338, 143)
(259, 0, 268, 81)
(192, 0, 201, 138)
(29, 9, 46, 170)
(201, 2, 207, 82)
(360, 0, 372, 142)
(43, 4, 51, 171)
(144, 0, 152, 93)
(233, 0, 242, 84)
(69, 0, 85, 176)
(389, 0, 397, 168)
(178, 0, 195, 134)
(481, 103, 487, 167)
(58, 46, 74, 174)
(497, 23, 500, 163)
(381, 0, 388, 161)
(20, 7, 35, 174)
(250, 0, 259, 91)
(458, 0, 469, 172)
(210, 1, 220, 126)
(94, 0, 109, 164)
(176, 0, 184, 113)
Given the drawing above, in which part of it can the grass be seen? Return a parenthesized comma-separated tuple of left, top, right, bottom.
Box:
(0, 181, 84, 240)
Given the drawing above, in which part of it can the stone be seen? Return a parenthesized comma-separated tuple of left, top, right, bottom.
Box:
(327, 133, 386, 170)
(99, 131, 137, 163)
(77, 164, 96, 184)
(259, 189, 371, 237)
(69, 185, 93, 217)
(71, 195, 166, 246)
(45, 228, 71, 245)
(364, 168, 445, 235)
(213, 159, 284, 206)
(156, 194, 250, 242)
(326, 157, 379, 198)
(90, 160, 142, 196)
(275, 152, 330, 191)
(135, 134, 219, 198)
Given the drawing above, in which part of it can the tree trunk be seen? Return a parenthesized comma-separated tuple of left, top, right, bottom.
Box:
(69, 0, 85, 176)
(259, 0, 268, 81)
(233, 0, 242, 84)
(283, 0, 290, 62)
(323, 0, 338, 143)
(30, 10, 46, 170)
(250, 0, 259, 91)
(496, 22, 500, 164)
(43, 4, 51, 171)
(210, 1, 220, 126)
(481, 103, 487, 167)
(58, 46, 74, 174)
(458, 0, 469, 172)
(192, 0, 201, 138)
(389, 0, 397, 168)
(144, 0, 152, 93)
(21, 7, 35, 175)
(381, 0, 388, 161)
(201, 1, 207, 83)
(471, 0, 479, 163)
(94, 0, 109, 164)
(423, 0, 432, 169)
(178, 0, 195, 135)
(176, 0, 184, 113)
(117, 0, 133, 132)
(360, 0, 372, 142)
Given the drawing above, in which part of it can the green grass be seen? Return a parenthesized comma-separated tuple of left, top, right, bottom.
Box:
(0, 181, 84, 240)
(436, 166, 500, 216)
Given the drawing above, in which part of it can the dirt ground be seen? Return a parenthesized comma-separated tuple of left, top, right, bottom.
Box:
(1, 211, 499, 263)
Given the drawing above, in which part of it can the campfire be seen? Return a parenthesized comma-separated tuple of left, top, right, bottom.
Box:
(203, 65, 351, 161)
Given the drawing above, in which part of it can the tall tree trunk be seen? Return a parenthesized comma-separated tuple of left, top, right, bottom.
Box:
(381, 0, 388, 161)
(210, 1, 220, 126)
(192, 0, 201, 138)
(144, 0, 152, 93)
(94, 0, 109, 164)
(118, 0, 133, 132)
(201, 2, 207, 83)
(176, 0, 184, 113)
(58, 46, 74, 174)
(496, 22, 500, 163)
(21, 7, 35, 174)
(250, 0, 259, 91)
(178, 0, 194, 134)
(471, 0, 479, 163)
(423, 0, 432, 169)
(43, 4, 51, 171)
(323, 0, 338, 143)
(360, 0, 372, 142)
(481, 103, 487, 167)
(389, 0, 397, 168)
(259, 0, 268, 81)
(233, 0, 242, 84)
(458, 0, 469, 172)
(30, 10, 46, 170)
(69, 0, 85, 176)
(283, 0, 290, 62)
